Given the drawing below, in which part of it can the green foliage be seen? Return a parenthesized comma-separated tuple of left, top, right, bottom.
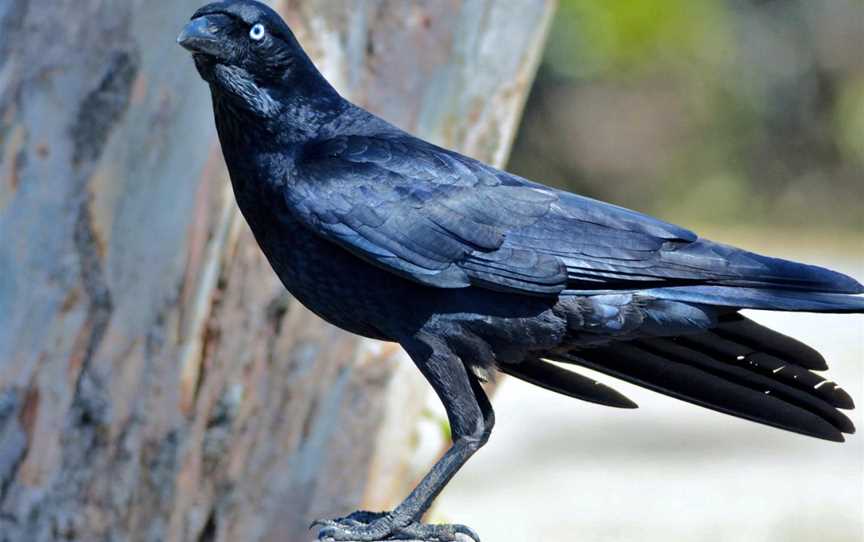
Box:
(835, 78, 864, 167)
(547, 0, 730, 79)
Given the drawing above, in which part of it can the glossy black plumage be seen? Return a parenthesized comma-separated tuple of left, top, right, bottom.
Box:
(179, 2, 863, 540)
(292, 135, 864, 299)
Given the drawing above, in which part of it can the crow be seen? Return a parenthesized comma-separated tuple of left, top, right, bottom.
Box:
(178, 2, 863, 540)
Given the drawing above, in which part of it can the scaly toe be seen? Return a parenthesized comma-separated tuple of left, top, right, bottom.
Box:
(311, 511, 389, 531)
(314, 511, 395, 541)
(394, 521, 481, 542)
(313, 511, 480, 542)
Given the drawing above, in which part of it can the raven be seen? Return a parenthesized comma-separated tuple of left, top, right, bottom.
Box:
(178, 2, 863, 540)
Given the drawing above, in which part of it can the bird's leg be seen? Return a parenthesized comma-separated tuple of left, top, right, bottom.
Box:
(315, 335, 494, 542)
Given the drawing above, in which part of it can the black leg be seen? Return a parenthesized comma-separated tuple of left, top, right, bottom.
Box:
(314, 333, 493, 541)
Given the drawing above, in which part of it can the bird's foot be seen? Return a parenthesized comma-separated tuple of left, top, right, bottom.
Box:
(312, 510, 480, 542)
(391, 521, 480, 542)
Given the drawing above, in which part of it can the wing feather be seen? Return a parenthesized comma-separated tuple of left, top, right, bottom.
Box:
(287, 135, 862, 296)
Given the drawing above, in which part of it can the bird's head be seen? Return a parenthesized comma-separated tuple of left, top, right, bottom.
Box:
(178, 0, 334, 119)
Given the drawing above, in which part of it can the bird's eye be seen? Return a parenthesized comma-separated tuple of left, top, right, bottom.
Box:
(249, 23, 266, 41)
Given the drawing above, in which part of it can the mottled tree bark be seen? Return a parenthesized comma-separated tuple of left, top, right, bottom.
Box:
(0, 1, 554, 541)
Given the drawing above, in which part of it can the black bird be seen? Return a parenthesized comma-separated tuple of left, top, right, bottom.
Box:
(178, 2, 863, 540)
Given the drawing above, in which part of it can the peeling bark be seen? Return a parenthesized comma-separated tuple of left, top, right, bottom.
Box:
(0, 1, 554, 541)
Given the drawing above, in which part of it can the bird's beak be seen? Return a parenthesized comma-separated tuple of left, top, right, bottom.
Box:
(177, 15, 229, 57)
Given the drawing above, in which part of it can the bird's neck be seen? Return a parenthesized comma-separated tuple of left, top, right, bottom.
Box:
(213, 86, 345, 144)
(210, 52, 347, 146)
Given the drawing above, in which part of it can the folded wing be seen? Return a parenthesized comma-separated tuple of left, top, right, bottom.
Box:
(288, 135, 863, 297)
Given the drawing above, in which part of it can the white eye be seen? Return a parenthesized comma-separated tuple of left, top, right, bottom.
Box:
(249, 23, 266, 41)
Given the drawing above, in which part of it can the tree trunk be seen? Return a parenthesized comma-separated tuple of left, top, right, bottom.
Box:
(0, 1, 554, 541)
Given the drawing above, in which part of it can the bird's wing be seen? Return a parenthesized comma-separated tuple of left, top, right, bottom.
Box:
(288, 135, 571, 294)
(287, 135, 860, 296)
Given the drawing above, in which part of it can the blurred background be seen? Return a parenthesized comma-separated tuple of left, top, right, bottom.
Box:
(511, 0, 864, 235)
(436, 1, 864, 541)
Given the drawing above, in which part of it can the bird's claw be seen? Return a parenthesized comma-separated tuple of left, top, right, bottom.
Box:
(393, 521, 481, 542)
(312, 510, 480, 541)
(311, 510, 389, 531)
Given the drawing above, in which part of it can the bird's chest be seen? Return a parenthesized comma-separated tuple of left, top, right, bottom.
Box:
(230, 174, 406, 340)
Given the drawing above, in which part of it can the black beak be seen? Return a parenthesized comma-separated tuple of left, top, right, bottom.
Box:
(177, 15, 230, 56)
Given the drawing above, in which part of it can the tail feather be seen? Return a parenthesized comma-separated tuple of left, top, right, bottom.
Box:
(676, 333, 853, 409)
(547, 316, 854, 442)
(639, 339, 853, 430)
(501, 358, 637, 409)
(712, 314, 827, 370)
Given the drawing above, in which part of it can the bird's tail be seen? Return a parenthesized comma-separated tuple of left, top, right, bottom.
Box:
(545, 314, 855, 442)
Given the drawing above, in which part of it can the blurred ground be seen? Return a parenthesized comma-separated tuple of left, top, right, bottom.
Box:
(434, 238, 863, 542)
